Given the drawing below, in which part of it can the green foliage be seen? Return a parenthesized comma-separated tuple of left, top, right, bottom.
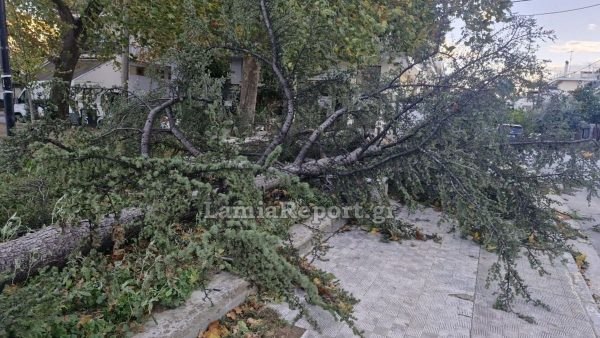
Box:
(2, 1, 598, 335)
(0, 127, 356, 335)
(0, 48, 355, 334)
(6, 3, 57, 88)
(508, 109, 534, 135)
(0, 173, 54, 231)
(533, 94, 581, 138)
(572, 86, 600, 125)
(0, 215, 26, 243)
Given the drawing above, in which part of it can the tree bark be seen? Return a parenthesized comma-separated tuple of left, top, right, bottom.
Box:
(0, 208, 143, 285)
(0, 175, 287, 284)
(238, 54, 261, 135)
(49, 25, 81, 120)
(257, 0, 296, 165)
(26, 89, 37, 122)
(141, 98, 180, 157)
(48, 0, 101, 120)
(121, 45, 129, 94)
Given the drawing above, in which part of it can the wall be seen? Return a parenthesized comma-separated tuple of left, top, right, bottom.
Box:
(230, 56, 243, 85)
(73, 62, 121, 88)
(74, 61, 169, 95)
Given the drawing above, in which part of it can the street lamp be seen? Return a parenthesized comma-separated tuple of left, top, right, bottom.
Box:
(0, 0, 14, 135)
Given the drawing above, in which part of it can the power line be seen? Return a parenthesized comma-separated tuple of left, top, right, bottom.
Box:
(519, 3, 600, 16)
(553, 59, 600, 80)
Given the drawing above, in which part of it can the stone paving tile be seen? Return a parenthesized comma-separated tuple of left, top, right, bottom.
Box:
(272, 206, 600, 337)
(471, 250, 598, 338)
(273, 207, 480, 337)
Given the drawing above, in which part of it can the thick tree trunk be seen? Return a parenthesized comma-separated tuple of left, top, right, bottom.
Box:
(26, 89, 37, 122)
(0, 208, 143, 285)
(238, 54, 261, 135)
(0, 176, 284, 284)
(49, 28, 81, 120)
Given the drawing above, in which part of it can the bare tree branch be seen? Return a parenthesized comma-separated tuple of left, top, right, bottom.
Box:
(293, 108, 348, 166)
(140, 98, 180, 157)
(257, 0, 296, 165)
(49, 0, 75, 24)
(165, 108, 202, 157)
(292, 53, 439, 167)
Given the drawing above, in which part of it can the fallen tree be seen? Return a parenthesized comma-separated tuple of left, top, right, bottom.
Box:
(2, 1, 600, 336)
(0, 174, 284, 283)
(0, 208, 143, 284)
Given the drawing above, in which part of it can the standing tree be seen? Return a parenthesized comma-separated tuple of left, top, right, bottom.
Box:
(573, 85, 600, 140)
(6, 4, 59, 120)
(47, 0, 106, 119)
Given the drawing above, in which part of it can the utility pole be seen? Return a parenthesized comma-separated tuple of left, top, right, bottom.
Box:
(0, 0, 14, 135)
(121, 35, 129, 95)
(121, 0, 129, 98)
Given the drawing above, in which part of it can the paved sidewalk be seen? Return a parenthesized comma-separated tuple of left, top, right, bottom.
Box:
(273, 206, 600, 337)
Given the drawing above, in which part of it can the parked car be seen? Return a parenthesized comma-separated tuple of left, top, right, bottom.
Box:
(498, 124, 524, 140)
(7, 83, 117, 125)
(13, 90, 45, 121)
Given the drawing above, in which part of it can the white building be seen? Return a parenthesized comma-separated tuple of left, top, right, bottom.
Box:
(550, 61, 600, 92)
(550, 72, 599, 92)
(13, 57, 171, 121)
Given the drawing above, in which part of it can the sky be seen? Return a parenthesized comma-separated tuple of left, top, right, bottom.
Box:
(511, 0, 600, 77)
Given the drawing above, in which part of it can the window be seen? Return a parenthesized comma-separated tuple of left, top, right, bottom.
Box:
(17, 91, 27, 104)
(162, 68, 172, 80)
(583, 128, 591, 139)
(135, 66, 145, 76)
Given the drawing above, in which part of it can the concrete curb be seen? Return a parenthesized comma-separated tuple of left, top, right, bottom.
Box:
(563, 251, 600, 337)
(134, 216, 346, 338)
(136, 273, 254, 338)
(552, 192, 600, 336)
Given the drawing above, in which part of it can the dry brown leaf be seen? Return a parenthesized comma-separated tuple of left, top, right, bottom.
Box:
(582, 151, 594, 160)
(249, 301, 262, 310)
(299, 258, 313, 272)
(201, 321, 229, 338)
(77, 315, 93, 328)
(112, 249, 125, 261)
(226, 311, 237, 321)
(112, 224, 125, 248)
(3, 284, 19, 295)
(317, 285, 333, 300)
(576, 254, 587, 270)
(246, 317, 262, 328)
